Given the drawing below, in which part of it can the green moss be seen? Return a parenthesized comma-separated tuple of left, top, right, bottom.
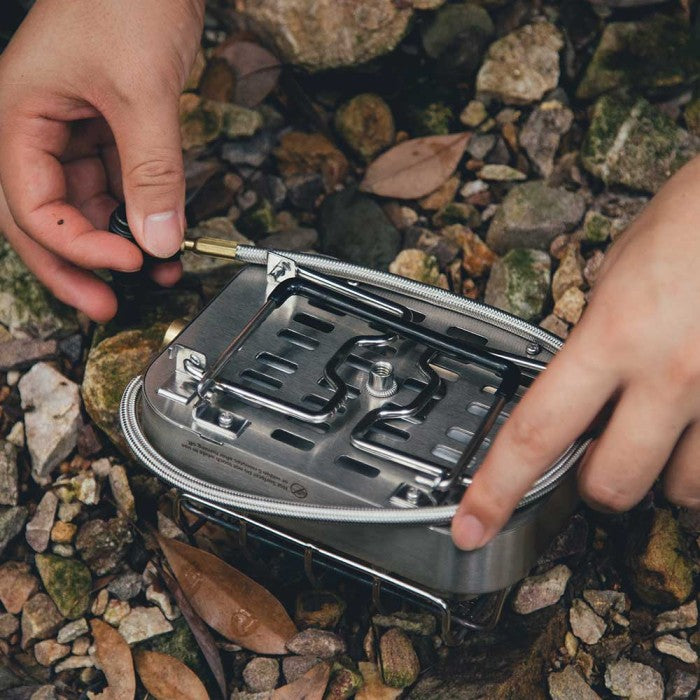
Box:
(502, 249, 550, 322)
(432, 203, 480, 228)
(407, 102, 453, 136)
(35, 554, 91, 619)
(236, 199, 278, 239)
(583, 211, 612, 243)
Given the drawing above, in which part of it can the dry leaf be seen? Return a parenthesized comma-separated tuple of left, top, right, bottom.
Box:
(272, 661, 330, 700)
(134, 650, 208, 700)
(215, 38, 281, 107)
(90, 619, 136, 700)
(158, 535, 297, 654)
(355, 662, 401, 700)
(360, 133, 470, 199)
(160, 565, 227, 700)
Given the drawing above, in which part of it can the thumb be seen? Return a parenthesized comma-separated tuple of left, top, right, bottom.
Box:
(107, 94, 185, 258)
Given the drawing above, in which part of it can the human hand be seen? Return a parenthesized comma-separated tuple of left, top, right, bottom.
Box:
(452, 156, 700, 550)
(0, 0, 204, 321)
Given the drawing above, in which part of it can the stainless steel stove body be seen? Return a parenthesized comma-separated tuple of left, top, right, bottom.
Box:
(122, 251, 586, 623)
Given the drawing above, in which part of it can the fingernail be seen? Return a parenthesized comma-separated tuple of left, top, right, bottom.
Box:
(454, 514, 486, 550)
(143, 211, 182, 258)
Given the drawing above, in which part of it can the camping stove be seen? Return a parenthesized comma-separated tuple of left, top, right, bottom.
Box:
(120, 248, 588, 637)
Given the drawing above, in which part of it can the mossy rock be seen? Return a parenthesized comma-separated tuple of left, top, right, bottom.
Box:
(335, 93, 395, 161)
(35, 553, 91, 620)
(582, 95, 699, 193)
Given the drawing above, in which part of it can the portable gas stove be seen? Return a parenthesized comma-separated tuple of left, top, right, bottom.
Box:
(120, 242, 588, 639)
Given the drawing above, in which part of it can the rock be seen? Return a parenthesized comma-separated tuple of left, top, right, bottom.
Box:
(604, 659, 663, 700)
(554, 287, 586, 325)
(582, 590, 627, 618)
(319, 188, 400, 270)
(286, 629, 346, 658)
(0, 441, 18, 506)
(145, 584, 179, 621)
(0, 337, 58, 371)
(56, 618, 88, 644)
(419, 175, 461, 211)
(82, 326, 168, 452)
(583, 250, 606, 288)
(476, 23, 564, 105)
(460, 101, 488, 128)
(335, 94, 395, 161)
(259, 227, 318, 252)
(240, 0, 413, 70)
(477, 164, 526, 182)
(75, 516, 133, 575)
(520, 101, 574, 177)
(72, 471, 100, 506)
(51, 520, 76, 544)
(222, 130, 276, 168)
(104, 599, 131, 626)
(243, 657, 279, 692)
(275, 132, 349, 191)
(569, 599, 606, 645)
(108, 465, 135, 519)
(0, 505, 28, 557)
(582, 96, 699, 194)
(432, 202, 480, 229)
(552, 244, 584, 302)
(157, 511, 186, 542)
(627, 508, 694, 607)
(484, 248, 551, 322)
(0, 562, 39, 613)
(107, 571, 143, 601)
(0, 612, 18, 639)
(34, 639, 70, 667)
(21, 593, 64, 648)
(666, 669, 698, 699)
(372, 611, 436, 637)
(379, 628, 419, 688)
(295, 590, 345, 630)
(54, 655, 94, 672)
(282, 656, 322, 684)
(179, 93, 222, 150)
(118, 606, 173, 644)
(421, 3, 494, 74)
(540, 314, 569, 339)
(467, 134, 496, 160)
(653, 634, 698, 663)
(655, 600, 697, 632)
(72, 637, 89, 655)
(220, 103, 264, 140)
(91, 589, 109, 617)
(486, 181, 585, 254)
(286, 173, 325, 211)
(0, 239, 78, 339)
(512, 564, 572, 615)
(236, 199, 278, 240)
(408, 101, 454, 135)
(442, 225, 497, 277)
(326, 660, 363, 700)
(582, 211, 613, 244)
(577, 15, 700, 101)
(388, 250, 448, 289)
(548, 665, 601, 700)
(6, 422, 24, 448)
(19, 363, 81, 484)
(58, 501, 81, 523)
(35, 554, 91, 620)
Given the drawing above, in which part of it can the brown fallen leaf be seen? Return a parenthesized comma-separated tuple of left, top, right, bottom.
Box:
(90, 619, 136, 700)
(159, 565, 227, 700)
(158, 535, 297, 654)
(134, 650, 209, 700)
(215, 38, 281, 107)
(355, 662, 401, 700)
(272, 661, 330, 700)
(360, 133, 470, 199)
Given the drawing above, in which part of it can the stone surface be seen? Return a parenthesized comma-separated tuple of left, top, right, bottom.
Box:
(275, 132, 349, 191)
(25, 491, 58, 553)
(520, 101, 574, 177)
(335, 93, 395, 161)
(0, 562, 39, 614)
(104, 599, 131, 626)
(655, 600, 697, 632)
(282, 655, 322, 684)
(554, 287, 586, 324)
(0, 505, 27, 557)
(0, 612, 18, 639)
(295, 590, 345, 630)
(569, 599, 607, 645)
(388, 249, 448, 288)
(627, 508, 694, 607)
(56, 618, 88, 644)
(442, 225, 497, 277)
(35, 554, 91, 620)
(243, 657, 280, 692)
(0, 440, 18, 506)
(477, 164, 526, 181)
(21, 593, 64, 649)
(477, 23, 564, 105)
(552, 243, 584, 302)
(512, 564, 572, 615)
(604, 659, 664, 700)
(372, 611, 436, 637)
(108, 464, 135, 519)
(118, 606, 173, 644)
(379, 628, 420, 689)
(653, 634, 698, 663)
(0, 337, 58, 371)
(319, 188, 401, 270)
(582, 96, 699, 194)
(548, 665, 601, 700)
(145, 583, 179, 621)
(582, 590, 627, 618)
(0, 239, 77, 339)
(51, 520, 77, 544)
(326, 660, 363, 700)
(108, 571, 143, 601)
(484, 248, 551, 322)
(240, 0, 414, 70)
(286, 629, 346, 658)
(19, 363, 81, 484)
(486, 181, 585, 254)
(34, 639, 70, 667)
(666, 669, 698, 700)
(75, 516, 133, 575)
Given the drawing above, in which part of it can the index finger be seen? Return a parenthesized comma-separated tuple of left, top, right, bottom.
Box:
(451, 322, 618, 550)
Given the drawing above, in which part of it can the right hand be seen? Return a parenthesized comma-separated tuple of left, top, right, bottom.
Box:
(0, 0, 205, 321)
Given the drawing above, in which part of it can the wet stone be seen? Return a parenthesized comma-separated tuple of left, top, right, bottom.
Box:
(25, 491, 58, 553)
(0, 505, 28, 557)
(653, 634, 698, 664)
(569, 599, 607, 645)
(548, 664, 601, 700)
(243, 657, 280, 692)
(21, 593, 64, 649)
(118, 606, 173, 644)
(0, 441, 18, 506)
(282, 655, 323, 684)
(604, 659, 663, 700)
(34, 639, 70, 667)
(0, 562, 40, 614)
(655, 600, 697, 632)
(512, 564, 572, 615)
(286, 629, 346, 658)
